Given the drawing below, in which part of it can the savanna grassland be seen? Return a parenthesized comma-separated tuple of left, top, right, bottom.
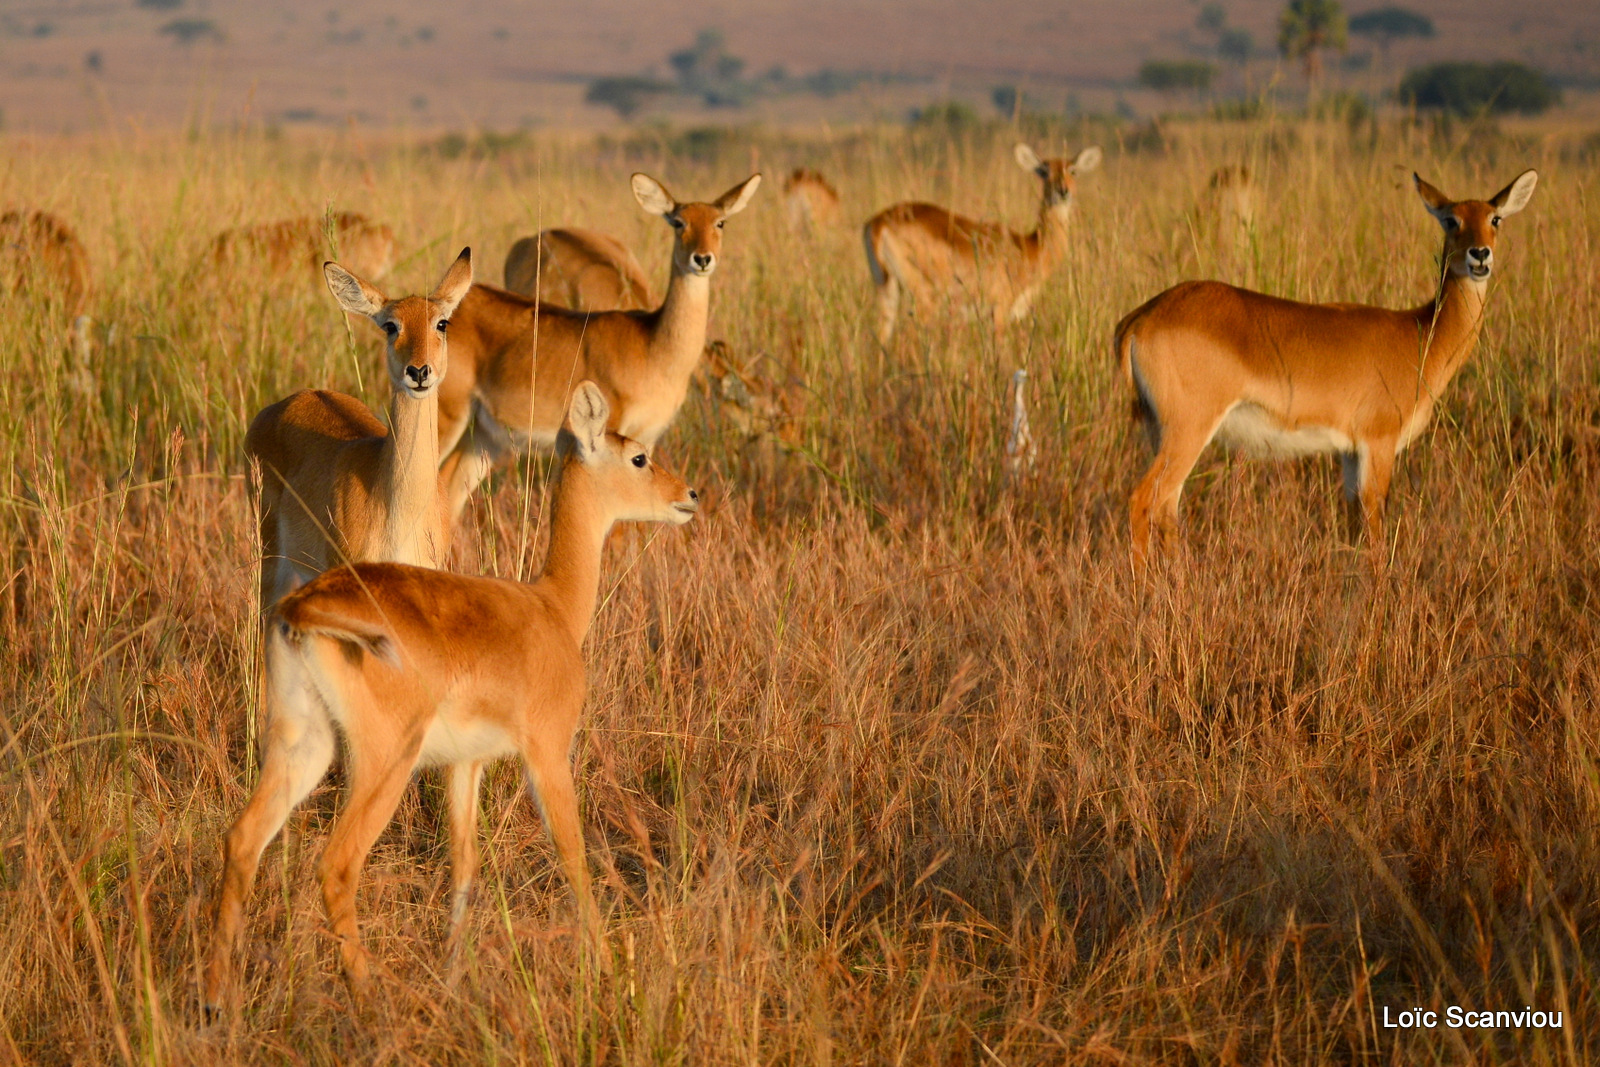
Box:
(1, 113, 1599, 1064)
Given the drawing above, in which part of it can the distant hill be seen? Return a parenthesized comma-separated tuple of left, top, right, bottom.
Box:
(0, 0, 1594, 132)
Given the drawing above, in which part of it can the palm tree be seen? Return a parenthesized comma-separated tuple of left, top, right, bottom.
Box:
(1278, 0, 1348, 82)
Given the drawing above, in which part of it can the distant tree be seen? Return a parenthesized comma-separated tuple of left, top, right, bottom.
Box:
(1278, 0, 1348, 80)
(1218, 28, 1254, 65)
(135, 0, 183, 9)
(1399, 61, 1557, 116)
(1139, 59, 1216, 93)
(669, 29, 751, 106)
(1197, 4, 1228, 33)
(159, 17, 223, 44)
(1348, 6, 1434, 44)
(584, 77, 673, 119)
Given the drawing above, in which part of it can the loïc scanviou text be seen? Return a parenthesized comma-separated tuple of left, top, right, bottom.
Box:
(1383, 1006, 1563, 1029)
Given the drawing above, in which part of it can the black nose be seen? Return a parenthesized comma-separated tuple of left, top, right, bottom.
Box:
(1468, 247, 1490, 263)
(405, 365, 432, 388)
(692, 253, 713, 270)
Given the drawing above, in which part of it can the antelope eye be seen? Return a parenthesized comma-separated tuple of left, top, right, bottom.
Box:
(1491, 216, 1502, 228)
(436, 319, 449, 333)
(631, 453, 648, 469)
(715, 219, 725, 229)
(668, 216, 685, 230)
(382, 321, 399, 337)
(1444, 217, 1460, 231)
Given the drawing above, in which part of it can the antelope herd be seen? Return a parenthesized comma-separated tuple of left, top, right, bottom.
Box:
(6, 140, 1541, 1014)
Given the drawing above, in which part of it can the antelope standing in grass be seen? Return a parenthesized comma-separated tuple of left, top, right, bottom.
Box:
(245, 249, 472, 613)
(1186, 164, 1259, 271)
(210, 211, 396, 284)
(1, 209, 92, 322)
(204, 383, 699, 1012)
(782, 168, 841, 233)
(1206, 165, 1258, 235)
(1116, 169, 1538, 570)
(503, 228, 655, 311)
(863, 144, 1101, 344)
(437, 172, 760, 529)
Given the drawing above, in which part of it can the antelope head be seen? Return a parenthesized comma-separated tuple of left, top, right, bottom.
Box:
(632, 173, 762, 279)
(1415, 170, 1538, 284)
(324, 248, 472, 399)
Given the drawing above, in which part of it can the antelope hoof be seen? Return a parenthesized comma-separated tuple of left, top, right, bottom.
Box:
(340, 942, 374, 997)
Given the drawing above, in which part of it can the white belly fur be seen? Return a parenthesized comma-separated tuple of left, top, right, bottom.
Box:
(1214, 402, 1355, 458)
(418, 715, 519, 767)
(476, 401, 557, 454)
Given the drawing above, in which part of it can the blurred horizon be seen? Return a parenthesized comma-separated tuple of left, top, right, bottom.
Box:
(1, 0, 1597, 133)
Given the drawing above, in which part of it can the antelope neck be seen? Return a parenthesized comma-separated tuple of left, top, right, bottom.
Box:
(1411, 268, 1489, 396)
(378, 387, 444, 567)
(535, 461, 613, 647)
(1031, 201, 1074, 264)
(651, 263, 712, 373)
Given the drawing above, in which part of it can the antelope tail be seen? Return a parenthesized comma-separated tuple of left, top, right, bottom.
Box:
(275, 599, 401, 668)
(862, 223, 889, 288)
(1114, 306, 1160, 450)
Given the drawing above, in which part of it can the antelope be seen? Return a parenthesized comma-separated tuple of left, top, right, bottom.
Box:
(1, 210, 92, 322)
(436, 172, 760, 529)
(502, 228, 655, 311)
(209, 211, 396, 284)
(1116, 169, 1539, 570)
(245, 248, 472, 614)
(782, 168, 841, 233)
(862, 143, 1101, 344)
(697, 339, 808, 450)
(204, 382, 699, 1012)
(1205, 165, 1258, 233)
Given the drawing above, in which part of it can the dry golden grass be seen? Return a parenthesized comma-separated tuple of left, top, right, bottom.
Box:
(0, 115, 1597, 1063)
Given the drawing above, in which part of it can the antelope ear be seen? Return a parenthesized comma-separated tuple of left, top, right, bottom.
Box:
(1414, 173, 1456, 225)
(324, 262, 386, 318)
(1014, 143, 1043, 175)
(1489, 169, 1538, 217)
(632, 173, 676, 216)
(566, 381, 610, 460)
(1071, 145, 1103, 174)
(430, 247, 473, 318)
(715, 173, 762, 217)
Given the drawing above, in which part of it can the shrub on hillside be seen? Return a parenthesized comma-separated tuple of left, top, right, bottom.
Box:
(1399, 61, 1557, 116)
(158, 17, 222, 44)
(1218, 29, 1255, 64)
(585, 77, 674, 119)
(1349, 6, 1434, 42)
(1139, 60, 1216, 93)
